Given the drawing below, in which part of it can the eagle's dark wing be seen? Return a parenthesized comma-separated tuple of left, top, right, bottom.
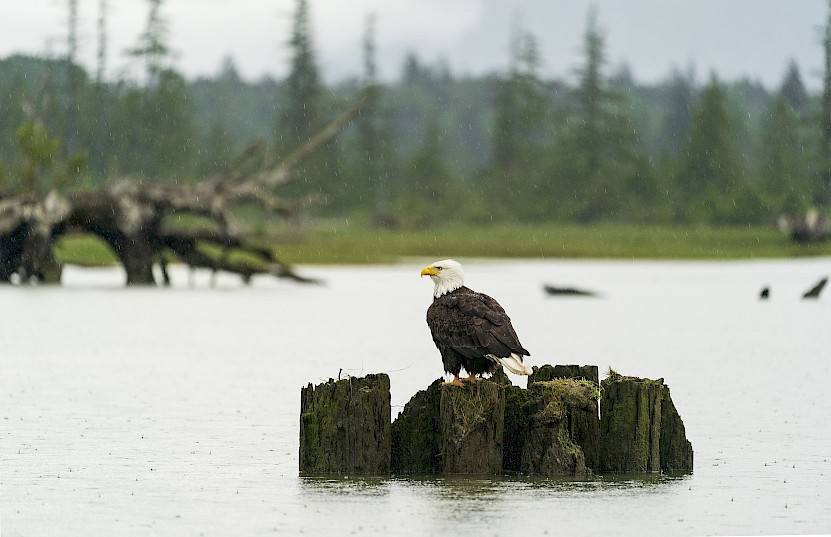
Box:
(473, 291, 530, 357)
(428, 287, 529, 361)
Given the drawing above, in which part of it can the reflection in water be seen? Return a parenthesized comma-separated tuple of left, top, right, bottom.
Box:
(299, 476, 392, 497)
(300, 472, 687, 499)
(296, 474, 694, 534)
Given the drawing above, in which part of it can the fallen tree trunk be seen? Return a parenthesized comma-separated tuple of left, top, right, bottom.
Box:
(0, 91, 373, 286)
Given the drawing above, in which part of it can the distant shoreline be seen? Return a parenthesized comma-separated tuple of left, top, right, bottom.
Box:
(54, 222, 831, 267)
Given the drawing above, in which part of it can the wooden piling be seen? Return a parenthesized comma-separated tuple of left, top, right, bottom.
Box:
(519, 379, 599, 475)
(301, 365, 693, 477)
(598, 370, 693, 473)
(299, 373, 391, 476)
(391, 379, 442, 475)
(440, 380, 505, 475)
(527, 364, 601, 470)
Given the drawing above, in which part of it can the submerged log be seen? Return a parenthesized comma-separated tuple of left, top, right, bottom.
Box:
(299, 373, 391, 476)
(543, 284, 598, 297)
(598, 370, 693, 473)
(802, 277, 827, 299)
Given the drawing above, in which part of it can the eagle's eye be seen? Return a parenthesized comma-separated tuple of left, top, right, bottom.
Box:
(436, 266, 443, 271)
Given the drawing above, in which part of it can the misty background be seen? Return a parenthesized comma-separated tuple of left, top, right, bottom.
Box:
(1, 0, 830, 231)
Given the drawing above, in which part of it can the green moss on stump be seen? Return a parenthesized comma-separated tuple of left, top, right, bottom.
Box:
(599, 370, 692, 473)
(527, 365, 602, 470)
(440, 380, 505, 475)
(517, 378, 598, 476)
(299, 374, 391, 476)
(529, 364, 599, 386)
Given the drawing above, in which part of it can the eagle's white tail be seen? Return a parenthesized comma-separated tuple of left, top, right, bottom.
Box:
(489, 353, 533, 375)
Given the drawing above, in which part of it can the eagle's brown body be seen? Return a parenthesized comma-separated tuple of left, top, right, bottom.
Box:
(426, 285, 530, 378)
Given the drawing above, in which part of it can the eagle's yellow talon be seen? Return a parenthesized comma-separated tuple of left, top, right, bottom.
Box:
(442, 376, 465, 388)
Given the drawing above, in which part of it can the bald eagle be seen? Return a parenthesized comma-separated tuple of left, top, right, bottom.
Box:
(420, 259, 532, 387)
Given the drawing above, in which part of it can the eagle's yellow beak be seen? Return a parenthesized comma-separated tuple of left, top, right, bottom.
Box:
(421, 265, 438, 277)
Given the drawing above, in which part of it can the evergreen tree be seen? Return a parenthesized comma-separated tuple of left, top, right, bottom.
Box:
(756, 95, 814, 217)
(119, 0, 196, 179)
(91, 0, 109, 180)
(491, 27, 547, 170)
(661, 67, 695, 157)
(821, 0, 831, 207)
(549, 7, 665, 222)
(398, 110, 466, 225)
(358, 14, 395, 227)
(779, 60, 809, 116)
(65, 0, 80, 156)
(128, 0, 169, 87)
(675, 75, 746, 223)
(276, 0, 338, 208)
(573, 7, 608, 177)
(198, 117, 234, 176)
(278, 0, 322, 147)
(485, 24, 549, 218)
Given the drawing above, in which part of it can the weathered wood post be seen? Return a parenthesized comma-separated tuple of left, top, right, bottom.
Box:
(503, 383, 539, 473)
(659, 383, 695, 472)
(528, 364, 601, 470)
(299, 373, 391, 476)
(391, 379, 442, 475)
(598, 370, 693, 473)
(391, 378, 505, 476)
(519, 379, 598, 475)
(440, 380, 505, 475)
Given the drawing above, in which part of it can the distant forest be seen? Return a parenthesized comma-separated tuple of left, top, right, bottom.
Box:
(1, 0, 829, 228)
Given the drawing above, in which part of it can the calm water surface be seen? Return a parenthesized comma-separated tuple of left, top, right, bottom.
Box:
(1, 259, 829, 536)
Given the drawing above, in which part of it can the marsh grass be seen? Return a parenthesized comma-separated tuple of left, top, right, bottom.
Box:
(53, 222, 831, 267)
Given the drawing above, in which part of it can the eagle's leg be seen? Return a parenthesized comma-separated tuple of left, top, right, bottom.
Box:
(461, 373, 479, 383)
(442, 374, 465, 388)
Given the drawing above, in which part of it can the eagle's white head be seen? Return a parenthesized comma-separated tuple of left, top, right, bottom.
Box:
(421, 259, 465, 298)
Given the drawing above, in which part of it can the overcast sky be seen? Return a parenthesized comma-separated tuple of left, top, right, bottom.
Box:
(0, 0, 827, 90)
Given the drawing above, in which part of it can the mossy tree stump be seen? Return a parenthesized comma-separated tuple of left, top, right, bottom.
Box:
(392, 379, 505, 475)
(527, 364, 601, 470)
(299, 373, 391, 476)
(503, 384, 539, 473)
(599, 370, 693, 473)
(529, 364, 599, 385)
(659, 384, 695, 472)
(440, 380, 505, 475)
(517, 379, 598, 475)
(391, 379, 442, 475)
(301, 366, 693, 477)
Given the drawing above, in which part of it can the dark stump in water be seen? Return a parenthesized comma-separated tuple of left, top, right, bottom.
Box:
(299, 373, 391, 476)
(521, 380, 595, 475)
(598, 370, 693, 473)
(391, 379, 442, 475)
(527, 364, 601, 470)
(392, 378, 505, 475)
(300, 366, 693, 477)
(503, 383, 539, 473)
(440, 380, 505, 475)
